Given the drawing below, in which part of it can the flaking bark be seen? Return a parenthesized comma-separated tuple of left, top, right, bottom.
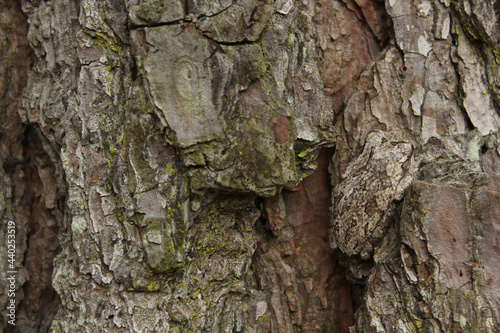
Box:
(0, 0, 499, 332)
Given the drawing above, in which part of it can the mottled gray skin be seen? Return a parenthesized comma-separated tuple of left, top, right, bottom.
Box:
(352, 139, 500, 332)
(330, 130, 418, 260)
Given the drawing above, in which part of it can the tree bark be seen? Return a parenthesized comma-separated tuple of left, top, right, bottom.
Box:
(0, 0, 499, 332)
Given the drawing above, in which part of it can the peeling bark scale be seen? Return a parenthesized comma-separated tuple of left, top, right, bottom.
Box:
(0, 0, 499, 332)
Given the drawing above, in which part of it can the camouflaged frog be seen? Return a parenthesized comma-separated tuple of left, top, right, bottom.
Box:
(329, 130, 419, 259)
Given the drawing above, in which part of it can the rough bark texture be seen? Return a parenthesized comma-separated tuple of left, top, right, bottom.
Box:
(0, 0, 499, 332)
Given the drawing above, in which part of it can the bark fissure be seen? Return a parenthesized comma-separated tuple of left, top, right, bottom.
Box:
(253, 148, 355, 332)
(13, 127, 63, 333)
(129, 20, 184, 30)
(0, 1, 64, 331)
(2, 0, 500, 332)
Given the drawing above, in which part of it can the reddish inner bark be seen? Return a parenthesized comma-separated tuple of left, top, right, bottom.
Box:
(10, 128, 62, 332)
(284, 148, 355, 332)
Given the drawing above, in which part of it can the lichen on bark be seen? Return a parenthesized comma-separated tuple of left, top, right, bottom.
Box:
(1, 0, 500, 332)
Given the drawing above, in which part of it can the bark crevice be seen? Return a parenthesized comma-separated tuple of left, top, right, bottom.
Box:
(10, 126, 63, 333)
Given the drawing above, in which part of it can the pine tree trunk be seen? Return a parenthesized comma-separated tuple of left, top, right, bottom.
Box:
(1, 0, 499, 332)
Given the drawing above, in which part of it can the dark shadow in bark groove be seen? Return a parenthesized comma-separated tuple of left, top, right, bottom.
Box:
(8, 127, 62, 333)
(298, 147, 355, 333)
(251, 148, 355, 332)
(0, 0, 63, 331)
